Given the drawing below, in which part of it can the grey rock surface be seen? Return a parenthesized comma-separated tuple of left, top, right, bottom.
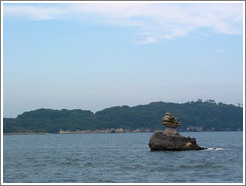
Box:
(149, 130, 205, 151)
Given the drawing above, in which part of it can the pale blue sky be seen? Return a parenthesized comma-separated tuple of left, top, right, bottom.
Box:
(2, 2, 244, 117)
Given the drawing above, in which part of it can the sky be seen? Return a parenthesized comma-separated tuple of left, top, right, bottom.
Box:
(2, 2, 244, 118)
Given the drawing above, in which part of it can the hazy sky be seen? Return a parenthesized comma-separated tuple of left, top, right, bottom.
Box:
(2, 2, 244, 117)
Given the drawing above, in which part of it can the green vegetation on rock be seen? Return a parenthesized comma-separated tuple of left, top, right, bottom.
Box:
(3, 100, 243, 133)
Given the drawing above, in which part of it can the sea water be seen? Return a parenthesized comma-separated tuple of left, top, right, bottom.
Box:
(3, 131, 243, 183)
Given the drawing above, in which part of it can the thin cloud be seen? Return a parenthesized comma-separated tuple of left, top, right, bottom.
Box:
(217, 49, 225, 53)
(3, 4, 66, 20)
(3, 3, 243, 43)
(135, 36, 157, 44)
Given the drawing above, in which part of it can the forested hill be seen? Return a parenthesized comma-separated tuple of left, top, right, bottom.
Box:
(3, 100, 243, 133)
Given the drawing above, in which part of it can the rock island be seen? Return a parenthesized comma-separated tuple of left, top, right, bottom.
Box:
(149, 113, 205, 151)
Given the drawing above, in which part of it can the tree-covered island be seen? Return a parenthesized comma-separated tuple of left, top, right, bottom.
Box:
(3, 100, 243, 134)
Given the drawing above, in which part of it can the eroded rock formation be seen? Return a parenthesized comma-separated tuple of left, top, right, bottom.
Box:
(149, 113, 205, 151)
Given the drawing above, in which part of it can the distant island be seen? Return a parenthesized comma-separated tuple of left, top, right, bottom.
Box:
(3, 100, 243, 134)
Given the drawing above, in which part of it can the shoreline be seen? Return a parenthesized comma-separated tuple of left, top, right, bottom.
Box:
(4, 132, 49, 135)
(3, 130, 242, 135)
(3, 132, 149, 135)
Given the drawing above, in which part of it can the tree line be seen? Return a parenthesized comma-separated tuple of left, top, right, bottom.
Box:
(3, 100, 243, 133)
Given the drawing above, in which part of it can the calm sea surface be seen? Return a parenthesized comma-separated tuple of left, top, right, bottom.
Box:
(3, 131, 243, 183)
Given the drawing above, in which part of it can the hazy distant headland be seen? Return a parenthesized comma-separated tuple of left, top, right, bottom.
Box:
(3, 100, 243, 134)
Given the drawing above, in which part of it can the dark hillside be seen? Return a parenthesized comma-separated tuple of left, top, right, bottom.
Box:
(3, 100, 243, 133)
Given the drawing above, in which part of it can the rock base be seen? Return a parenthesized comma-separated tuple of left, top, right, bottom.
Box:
(149, 130, 205, 151)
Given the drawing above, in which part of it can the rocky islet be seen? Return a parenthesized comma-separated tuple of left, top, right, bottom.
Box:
(149, 113, 206, 151)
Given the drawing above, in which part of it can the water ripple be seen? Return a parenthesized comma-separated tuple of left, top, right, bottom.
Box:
(3, 132, 243, 183)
